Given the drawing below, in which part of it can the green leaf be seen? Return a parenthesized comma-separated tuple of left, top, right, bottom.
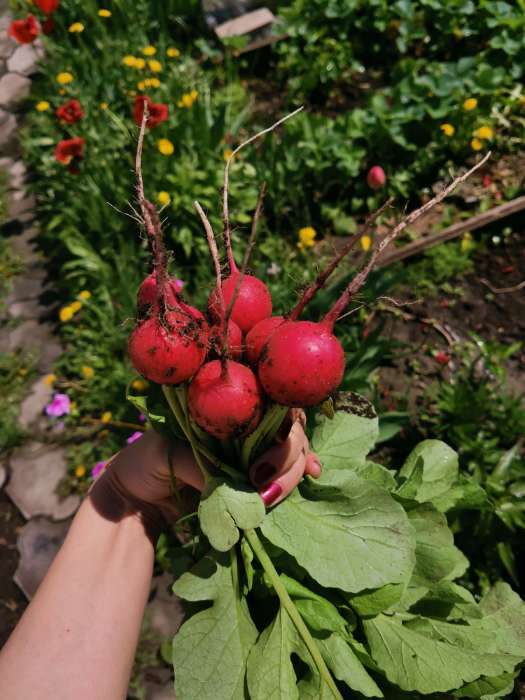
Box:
(398, 439, 458, 506)
(410, 581, 482, 621)
(454, 673, 516, 698)
(317, 633, 384, 698)
(261, 473, 415, 593)
(349, 583, 405, 617)
(364, 612, 523, 694)
(295, 599, 348, 635)
(198, 478, 265, 552)
(173, 551, 258, 700)
(434, 474, 491, 513)
(407, 504, 468, 587)
(311, 392, 379, 470)
(246, 608, 301, 700)
(477, 582, 525, 656)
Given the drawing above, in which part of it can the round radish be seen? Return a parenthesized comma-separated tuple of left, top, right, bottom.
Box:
(188, 359, 263, 439)
(208, 272, 272, 334)
(258, 320, 345, 407)
(245, 315, 285, 366)
(129, 307, 208, 385)
(208, 319, 243, 360)
(137, 274, 183, 316)
(366, 165, 386, 191)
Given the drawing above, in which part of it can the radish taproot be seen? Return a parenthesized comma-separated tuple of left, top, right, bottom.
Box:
(188, 359, 263, 439)
(258, 320, 345, 407)
(208, 270, 272, 334)
(129, 307, 208, 385)
(137, 273, 184, 316)
(208, 319, 243, 360)
(245, 315, 285, 366)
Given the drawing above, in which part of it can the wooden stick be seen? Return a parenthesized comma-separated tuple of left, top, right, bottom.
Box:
(378, 194, 525, 267)
(479, 278, 525, 294)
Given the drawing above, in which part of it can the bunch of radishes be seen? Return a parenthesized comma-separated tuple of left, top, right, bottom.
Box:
(129, 106, 488, 446)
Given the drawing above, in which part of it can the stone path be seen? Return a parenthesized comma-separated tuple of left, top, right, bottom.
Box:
(0, 10, 180, 697)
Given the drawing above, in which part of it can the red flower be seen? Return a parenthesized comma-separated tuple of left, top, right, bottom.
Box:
(34, 0, 59, 14)
(482, 175, 492, 188)
(434, 351, 450, 366)
(56, 99, 84, 124)
(133, 95, 169, 129)
(42, 16, 55, 34)
(55, 137, 85, 166)
(8, 15, 40, 44)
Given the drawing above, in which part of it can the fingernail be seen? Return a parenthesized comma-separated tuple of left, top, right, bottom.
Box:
(252, 461, 276, 486)
(259, 481, 282, 507)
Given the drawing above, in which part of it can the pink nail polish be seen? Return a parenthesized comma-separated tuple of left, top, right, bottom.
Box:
(259, 481, 283, 507)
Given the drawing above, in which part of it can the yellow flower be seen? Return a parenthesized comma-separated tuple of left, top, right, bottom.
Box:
(158, 138, 174, 156)
(132, 378, 149, 391)
(36, 100, 50, 112)
(149, 77, 161, 88)
(190, 89, 198, 100)
(223, 148, 233, 161)
(142, 46, 156, 56)
(167, 47, 180, 58)
(78, 290, 91, 300)
(470, 138, 483, 151)
(75, 465, 86, 478)
(361, 234, 372, 252)
(101, 411, 112, 424)
(122, 55, 137, 67)
(68, 22, 84, 33)
(440, 123, 455, 137)
(148, 59, 162, 73)
(137, 81, 146, 91)
(474, 125, 493, 140)
(463, 98, 478, 111)
(59, 306, 74, 322)
(178, 93, 194, 108)
(81, 365, 94, 380)
(297, 226, 317, 249)
(44, 373, 57, 386)
(461, 231, 474, 253)
(134, 57, 146, 69)
(57, 72, 74, 85)
(157, 191, 171, 206)
(98, 9, 111, 17)
(70, 300, 82, 313)
(99, 101, 109, 110)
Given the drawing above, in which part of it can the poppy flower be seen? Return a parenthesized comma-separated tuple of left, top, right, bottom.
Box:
(133, 95, 168, 129)
(434, 351, 451, 366)
(42, 16, 55, 34)
(56, 99, 84, 124)
(8, 15, 40, 44)
(55, 137, 85, 166)
(34, 0, 59, 14)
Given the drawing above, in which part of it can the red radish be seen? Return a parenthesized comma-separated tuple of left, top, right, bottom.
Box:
(188, 360, 263, 439)
(258, 320, 345, 407)
(129, 307, 208, 385)
(208, 319, 243, 359)
(208, 271, 272, 334)
(137, 274, 183, 316)
(245, 315, 285, 366)
(366, 165, 386, 190)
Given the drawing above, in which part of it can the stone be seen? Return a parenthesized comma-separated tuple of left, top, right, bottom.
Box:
(0, 111, 17, 156)
(6, 442, 79, 520)
(8, 193, 35, 220)
(8, 296, 43, 319)
(7, 44, 41, 76)
(14, 518, 70, 599)
(18, 377, 53, 429)
(8, 226, 41, 264)
(3, 319, 62, 370)
(0, 73, 31, 109)
(0, 33, 15, 59)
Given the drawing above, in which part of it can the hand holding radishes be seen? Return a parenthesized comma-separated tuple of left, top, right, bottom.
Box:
(126, 104, 493, 700)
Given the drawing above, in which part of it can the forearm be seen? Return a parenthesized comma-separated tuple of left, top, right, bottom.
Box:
(0, 496, 154, 700)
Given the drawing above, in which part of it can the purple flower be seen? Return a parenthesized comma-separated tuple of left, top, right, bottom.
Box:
(126, 431, 143, 445)
(91, 461, 106, 479)
(45, 393, 71, 418)
(174, 279, 184, 292)
(138, 413, 146, 423)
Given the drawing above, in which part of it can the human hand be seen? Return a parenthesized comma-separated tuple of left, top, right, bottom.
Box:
(90, 412, 321, 536)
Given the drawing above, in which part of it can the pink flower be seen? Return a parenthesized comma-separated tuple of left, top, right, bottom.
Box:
(45, 392, 71, 417)
(126, 431, 143, 445)
(174, 279, 184, 292)
(91, 461, 106, 479)
(138, 413, 146, 423)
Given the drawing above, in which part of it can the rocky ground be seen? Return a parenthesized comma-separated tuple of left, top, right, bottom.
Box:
(0, 8, 181, 698)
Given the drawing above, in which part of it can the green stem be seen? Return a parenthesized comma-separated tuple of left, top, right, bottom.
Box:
(241, 404, 288, 468)
(244, 529, 342, 700)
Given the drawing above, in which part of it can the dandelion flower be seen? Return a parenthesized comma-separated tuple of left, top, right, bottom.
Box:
(101, 411, 112, 424)
(78, 290, 91, 300)
(98, 9, 111, 17)
(68, 22, 84, 33)
(142, 46, 156, 56)
(57, 72, 74, 84)
(463, 98, 478, 111)
(361, 235, 372, 252)
(44, 373, 57, 386)
(131, 378, 149, 391)
(134, 57, 146, 69)
(474, 125, 493, 140)
(223, 148, 233, 160)
(81, 365, 94, 379)
(157, 191, 171, 206)
(148, 59, 162, 73)
(167, 47, 180, 58)
(122, 55, 137, 67)
(440, 123, 455, 137)
(75, 465, 86, 478)
(297, 226, 317, 249)
(470, 138, 483, 151)
(59, 305, 74, 322)
(157, 138, 174, 155)
(70, 300, 82, 313)
(36, 100, 50, 111)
